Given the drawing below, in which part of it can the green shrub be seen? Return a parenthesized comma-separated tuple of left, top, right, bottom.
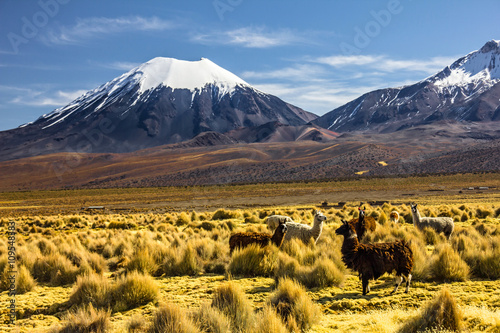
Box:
(211, 281, 254, 332)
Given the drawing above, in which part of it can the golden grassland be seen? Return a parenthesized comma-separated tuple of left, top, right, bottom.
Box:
(0, 175, 500, 332)
(1, 172, 500, 217)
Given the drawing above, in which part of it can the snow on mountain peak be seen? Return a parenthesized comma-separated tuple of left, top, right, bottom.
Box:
(133, 57, 250, 93)
(36, 57, 252, 129)
(433, 40, 500, 89)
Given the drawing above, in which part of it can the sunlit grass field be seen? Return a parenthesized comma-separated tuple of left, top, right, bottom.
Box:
(1, 174, 499, 332)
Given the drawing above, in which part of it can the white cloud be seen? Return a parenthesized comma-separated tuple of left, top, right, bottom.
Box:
(312, 54, 457, 74)
(98, 61, 141, 71)
(315, 55, 383, 67)
(242, 64, 327, 81)
(191, 26, 306, 48)
(41, 16, 176, 45)
(241, 53, 459, 114)
(8, 88, 87, 107)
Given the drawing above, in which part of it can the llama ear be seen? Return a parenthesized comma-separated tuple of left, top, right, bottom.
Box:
(341, 219, 347, 225)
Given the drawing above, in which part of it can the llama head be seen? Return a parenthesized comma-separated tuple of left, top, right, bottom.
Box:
(410, 203, 418, 213)
(314, 210, 327, 223)
(276, 221, 287, 235)
(359, 208, 365, 220)
(335, 219, 357, 238)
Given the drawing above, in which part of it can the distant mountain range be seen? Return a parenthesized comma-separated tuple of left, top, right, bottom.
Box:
(313, 40, 500, 132)
(0, 57, 316, 161)
(1, 40, 500, 189)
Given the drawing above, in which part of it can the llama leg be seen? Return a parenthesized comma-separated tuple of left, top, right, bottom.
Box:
(391, 276, 402, 294)
(362, 278, 370, 295)
(405, 274, 412, 293)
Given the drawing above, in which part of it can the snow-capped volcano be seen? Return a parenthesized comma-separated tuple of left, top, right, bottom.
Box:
(1, 57, 316, 161)
(314, 40, 500, 132)
(37, 57, 254, 130)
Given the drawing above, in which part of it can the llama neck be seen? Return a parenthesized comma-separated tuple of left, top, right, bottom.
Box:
(312, 217, 323, 231)
(341, 234, 359, 262)
(311, 217, 323, 239)
(411, 208, 422, 226)
(271, 229, 285, 247)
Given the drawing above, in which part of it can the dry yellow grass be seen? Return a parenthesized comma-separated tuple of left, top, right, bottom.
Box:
(0, 184, 499, 332)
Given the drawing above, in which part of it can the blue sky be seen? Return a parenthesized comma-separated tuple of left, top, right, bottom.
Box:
(0, 0, 499, 131)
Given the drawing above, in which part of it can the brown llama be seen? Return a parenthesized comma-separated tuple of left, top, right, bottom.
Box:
(229, 220, 287, 254)
(336, 210, 413, 295)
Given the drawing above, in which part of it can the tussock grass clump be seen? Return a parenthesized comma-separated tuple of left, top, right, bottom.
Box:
(36, 238, 58, 255)
(166, 244, 203, 276)
(148, 303, 199, 333)
(212, 209, 241, 220)
(211, 281, 254, 333)
(53, 304, 110, 333)
(430, 244, 470, 282)
(191, 303, 231, 333)
(409, 240, 431, 281)
(127, 314, 147, 333)
(108, 220, 137, 229)
(113, 271, 159, 312)
(399, 288, 463, 332)
(228, 244, 278, 277)
(268, 278, 320, 332)
(176, 212, 191, 226)
(475, 246, 500, 279)
(125, 249, 158, 276)
(0, 264, 36, 294)
(69, 273, 111, 308)
(422, 227, 446, 245)
(16, 265, 36, 294)
(254, 305, 288, 333)
(274, 254, 345, 289)
(32, 252, 80, 286)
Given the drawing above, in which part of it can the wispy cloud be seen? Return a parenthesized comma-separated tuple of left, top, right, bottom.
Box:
(4, 86, 87, 107)
(242, 53, 458, 114)
(41, 16, 176, 45)
(313, 55, 456, 74)
(242, 64, 327, 81)
(97, 61, 141, 71)
(191, 26, 306, 48)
